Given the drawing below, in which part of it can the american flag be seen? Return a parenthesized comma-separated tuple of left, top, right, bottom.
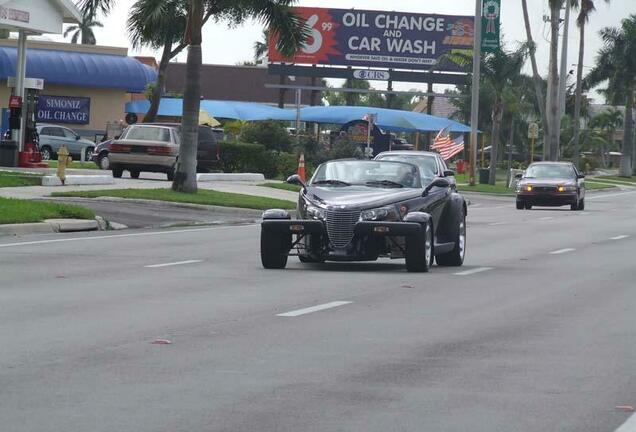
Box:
(431, 127, 465, 160)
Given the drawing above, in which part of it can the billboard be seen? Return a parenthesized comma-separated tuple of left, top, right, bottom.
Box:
(36, 95, 90, 125)
(268, 7, 474, 72)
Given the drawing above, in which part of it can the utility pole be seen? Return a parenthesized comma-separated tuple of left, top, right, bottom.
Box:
(469, 0, 482, 186)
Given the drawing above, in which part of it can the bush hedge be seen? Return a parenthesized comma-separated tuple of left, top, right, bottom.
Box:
(220, 141, 301, 179)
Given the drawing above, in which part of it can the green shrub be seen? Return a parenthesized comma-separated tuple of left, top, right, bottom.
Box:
(241, 120, 292, 152)
(220, 141, 300, 179)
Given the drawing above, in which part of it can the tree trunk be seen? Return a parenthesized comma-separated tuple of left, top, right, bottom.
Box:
(489, 97, 502, 185)
(521, 0, 550, 144)
(619, 86, 634, 177)
(144, 41, 172, 124)
(548, 2, 561, 161)
(572, 23, 585, 170)
(173, 0, 203, 193)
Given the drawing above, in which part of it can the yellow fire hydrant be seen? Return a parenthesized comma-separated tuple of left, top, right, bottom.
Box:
(57, 146, 72, 185)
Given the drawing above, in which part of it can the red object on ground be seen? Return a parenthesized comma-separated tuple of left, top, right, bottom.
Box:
(456, 159, 466, 174)
(297, 153, 306, 182)
(18, 142, 47, 168)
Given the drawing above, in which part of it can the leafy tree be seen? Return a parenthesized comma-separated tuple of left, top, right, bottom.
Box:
(253, 29, 269, 64)
(63, 13, 102, 44)
(589, 108, 623, 167)
(585, 14, 636, 176)
(80, 0, 307, 193)
(241, 121, 292, 152)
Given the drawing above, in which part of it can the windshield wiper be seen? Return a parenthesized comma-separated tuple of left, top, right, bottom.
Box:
(365, 180, 404, 188)
(312, 179, 351, 186)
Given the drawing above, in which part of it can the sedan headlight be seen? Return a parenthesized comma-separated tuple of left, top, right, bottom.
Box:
(360, 206, 398, 221)
(558, 185, 576, 192)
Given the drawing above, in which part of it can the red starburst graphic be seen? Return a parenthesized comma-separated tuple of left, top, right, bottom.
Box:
(268, 7, 341, 65)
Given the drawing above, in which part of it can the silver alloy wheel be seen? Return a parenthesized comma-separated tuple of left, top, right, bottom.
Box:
(424, 223, 432, 265)
(40, 147, 51, 161)
(459, 220, 466, 260)
(99, 155, 110, 170)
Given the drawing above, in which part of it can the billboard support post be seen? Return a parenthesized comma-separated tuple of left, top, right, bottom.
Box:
(469, 0, 482, 187)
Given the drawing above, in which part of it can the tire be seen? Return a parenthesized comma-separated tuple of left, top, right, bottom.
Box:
(436, 212, 466, 267)
(405, 221, 433, 273)
(525, 203, 532, 210)
(112, 167, 123, 178)
(84, 147, 95, 161)
(98, 153, 110, 170)
(571, 202, 578, 211)
(166, 170, 175, 181)
(130, 170, 140, 179)
(516, 200, 525, 210)
(40, 146, 52, 161)
(578, 198, 585, 210)
(260, 229, 290, 269)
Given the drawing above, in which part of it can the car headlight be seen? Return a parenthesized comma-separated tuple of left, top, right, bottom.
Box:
(360, 206, 398, 221)
(558, 185, 576, 192)
(306, 204, 325, 220)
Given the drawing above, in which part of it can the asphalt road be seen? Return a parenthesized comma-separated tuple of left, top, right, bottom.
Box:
(1, 190, 635, 432)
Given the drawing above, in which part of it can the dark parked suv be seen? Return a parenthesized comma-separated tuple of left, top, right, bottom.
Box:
(107, 123, 221, 180)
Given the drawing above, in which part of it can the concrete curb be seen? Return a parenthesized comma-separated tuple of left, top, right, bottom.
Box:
(197, 173, 265, 182)
(0, 218, 101, 236)
(42, 175, 114, 186)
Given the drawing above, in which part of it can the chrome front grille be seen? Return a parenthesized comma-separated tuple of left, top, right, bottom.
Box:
(534, 186, 557, 192)
(325, 210, 360, 248)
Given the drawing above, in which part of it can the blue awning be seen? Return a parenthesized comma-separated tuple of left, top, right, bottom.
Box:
(126, 98, 295, 121)
(0, 47, 156, 93)
(297, 106, 471, 133)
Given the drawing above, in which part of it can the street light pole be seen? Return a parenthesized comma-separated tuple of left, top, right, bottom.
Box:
(469, 0, 482, 186)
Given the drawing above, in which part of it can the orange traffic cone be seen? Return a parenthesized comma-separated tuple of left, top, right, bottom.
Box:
(297, 153, 306, 182)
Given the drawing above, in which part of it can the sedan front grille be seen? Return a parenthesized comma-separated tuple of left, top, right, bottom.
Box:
(533, 186, 557, 192)
(325, 210, 360, 248)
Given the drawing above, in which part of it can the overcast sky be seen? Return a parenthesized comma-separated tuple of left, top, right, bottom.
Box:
(49, 0, 634, 102)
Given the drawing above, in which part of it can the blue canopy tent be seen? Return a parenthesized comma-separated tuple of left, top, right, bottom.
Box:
(296, 106, 471, 133)
(125, 98, 294, 121)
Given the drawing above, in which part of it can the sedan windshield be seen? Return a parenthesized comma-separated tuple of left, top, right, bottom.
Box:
(525, 164, 575, 179)
(311, 160, 421, 188)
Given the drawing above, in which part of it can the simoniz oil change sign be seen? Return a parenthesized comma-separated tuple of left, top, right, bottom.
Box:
(36, 95, 90, 125)
(268, 7, 474, 71)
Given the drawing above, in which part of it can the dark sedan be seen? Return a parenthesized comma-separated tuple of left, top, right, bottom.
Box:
(260, 159, 467, 272)
(516, 162, 586, 210)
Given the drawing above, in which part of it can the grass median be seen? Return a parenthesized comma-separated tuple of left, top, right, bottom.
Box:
(259, 182, 302, 192)
(0, 197, 94, 224)
(594, 175, 636, 184)
(46, 160, 99, 170)
(52, 188, 296, 210)
(0, 171, 42, 187)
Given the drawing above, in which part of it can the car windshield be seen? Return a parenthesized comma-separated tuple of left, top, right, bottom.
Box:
(525, 164, 575, 179)
(311, 160, 421, 188)
(377, 155, 439, 183)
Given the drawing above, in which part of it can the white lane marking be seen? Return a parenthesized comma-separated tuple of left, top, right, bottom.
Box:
(0, 225, 258, 249)
(277, 301, 352, 317)
(454, 267, 493, 276)
(469, 205, 509, 210)
(587, 191, 636, 200)
(549, 248, 576, 255)
(145, 260, 203, 268)
(539, 216, 554, 221)
(614, 413, 636, 432)
(489, 222, 507, 226)
(610, 235, 630, 241)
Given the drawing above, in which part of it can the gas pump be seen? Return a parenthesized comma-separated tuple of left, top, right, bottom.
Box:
(8, 78, 47, 168)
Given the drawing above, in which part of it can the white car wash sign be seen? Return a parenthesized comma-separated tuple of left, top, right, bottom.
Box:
(37, 95, 90, 125)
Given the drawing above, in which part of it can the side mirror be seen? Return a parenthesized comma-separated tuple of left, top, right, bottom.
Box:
(443, 169, 455, 177)
(286, 174, 306, 190)
(423, 177, 450, 196)
(578, 174, 585, 179)
(515, 173, 523, 179)
(75, 135, 81, 140)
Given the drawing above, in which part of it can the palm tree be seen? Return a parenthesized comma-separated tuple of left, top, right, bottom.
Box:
(63, 13, 103, 44)
(585, 15, 636, 177)
(253, 29, 269, 64)
(128, 0, 189, 123)
(81, 0, 307, 193)
(481, 47, 527, 185)
(572, 0, 610, 169)
(521, 0, 550, 146)
(589, 108, 623, 168)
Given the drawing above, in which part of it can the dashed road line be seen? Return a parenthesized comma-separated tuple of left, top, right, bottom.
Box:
(538, 216, 554, 221)
(610, 235, 630, 241)
(277, 301, 353, 317)
(145, 260, 204, 268)
(549, 248, 576, 255)
(454, 267, 493, 276)
(489, 222, 507, 226)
